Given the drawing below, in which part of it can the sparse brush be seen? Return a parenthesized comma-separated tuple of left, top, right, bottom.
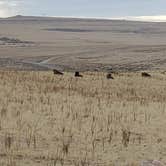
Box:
(122, 128, 131, 147)
(0, 71, 165, 165)
(4, 133, 13, 150)
(1, 107, 7, 118)
(108, 128, 113, 144)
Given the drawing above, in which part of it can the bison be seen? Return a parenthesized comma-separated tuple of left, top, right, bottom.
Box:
(75, 72, 83, 77)
(106, 73, 114, 79)
(141, 72, 151, 77)
(53, 69, 63, 75)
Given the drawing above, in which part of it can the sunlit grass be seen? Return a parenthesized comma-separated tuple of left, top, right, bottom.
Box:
(0, 70, 166, 165)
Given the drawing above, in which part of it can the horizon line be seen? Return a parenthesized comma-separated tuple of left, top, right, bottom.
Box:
(2, 14, 166, 23)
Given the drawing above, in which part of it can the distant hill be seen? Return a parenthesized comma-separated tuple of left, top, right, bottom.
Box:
(0, 15, 165, 26)
(0, 15, 139, 23)
(0, 15, 56, 21)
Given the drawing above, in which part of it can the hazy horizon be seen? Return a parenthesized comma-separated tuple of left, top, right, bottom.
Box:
(1, 14, 166, 23)
(1, 0, 166, 22)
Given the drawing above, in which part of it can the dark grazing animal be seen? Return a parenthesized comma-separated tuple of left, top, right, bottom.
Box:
(75, 72, 83, 77)
(141, 72, 151, 77)
(106, 73, 114, 79)
(53, 69, 63, 75)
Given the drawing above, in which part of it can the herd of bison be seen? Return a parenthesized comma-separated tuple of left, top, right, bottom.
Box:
(53, 69, 152, 79)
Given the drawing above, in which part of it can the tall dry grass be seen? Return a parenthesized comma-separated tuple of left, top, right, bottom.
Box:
(0, 70, 166, 166)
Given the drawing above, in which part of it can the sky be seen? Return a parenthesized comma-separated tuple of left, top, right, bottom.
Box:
(1, 0, 166, 21)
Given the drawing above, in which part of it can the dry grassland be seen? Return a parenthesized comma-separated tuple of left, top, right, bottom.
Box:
(1, 17, 166, 71)
(0, 70, 166, 166)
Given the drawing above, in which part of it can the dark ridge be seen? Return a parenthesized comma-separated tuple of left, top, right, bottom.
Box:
(44, 27, 166, 34)
(1, 15, 166, 25)
(45, 28, 95, 33)
(0, 37, 34, 44)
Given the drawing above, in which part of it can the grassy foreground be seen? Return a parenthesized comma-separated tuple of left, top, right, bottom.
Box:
(0, 70, 166, 166)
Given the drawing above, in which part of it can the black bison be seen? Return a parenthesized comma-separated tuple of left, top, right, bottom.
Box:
(53, 69, 63, 75)
(141, 72, 151, 77)
(106, 73, 114, 79)
(75, 72, 83, 77)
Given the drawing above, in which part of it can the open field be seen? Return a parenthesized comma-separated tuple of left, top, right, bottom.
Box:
(1, 16, 166, 165)
(1, 16, 166, 71)
(0, 70, 166, 165)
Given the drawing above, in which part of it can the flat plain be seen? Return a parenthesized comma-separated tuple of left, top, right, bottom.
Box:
(0, 16, 166, 166)
(1, 16, 166, 71)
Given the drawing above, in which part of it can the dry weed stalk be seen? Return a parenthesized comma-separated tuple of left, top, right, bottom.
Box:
(122, 128, 131, 147)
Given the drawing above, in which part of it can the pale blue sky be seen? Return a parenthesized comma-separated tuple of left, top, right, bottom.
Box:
(1, 0, 166, 21)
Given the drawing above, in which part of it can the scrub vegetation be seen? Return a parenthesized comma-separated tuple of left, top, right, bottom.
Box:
(0, 70, 166, 165)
